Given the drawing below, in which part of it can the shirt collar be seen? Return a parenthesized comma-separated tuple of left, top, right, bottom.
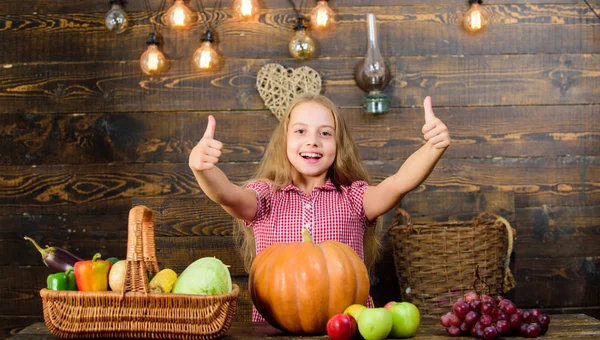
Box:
(282, 178, 337, 192)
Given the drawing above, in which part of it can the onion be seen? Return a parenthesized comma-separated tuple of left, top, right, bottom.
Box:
(108, 260, 127, 292)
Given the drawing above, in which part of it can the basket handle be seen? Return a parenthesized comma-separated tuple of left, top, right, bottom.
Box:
(474, 212, 517, 292)
(119, 205, 160, 298)
(473, 212, 500, 226)
(392, 208, 413, 230)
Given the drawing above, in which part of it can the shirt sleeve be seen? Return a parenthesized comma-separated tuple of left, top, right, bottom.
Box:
(243, 180, 272, 227)
(347, 180, 377, 228)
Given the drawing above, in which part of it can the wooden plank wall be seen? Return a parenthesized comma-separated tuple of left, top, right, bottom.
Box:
(1, 0, 599, 337)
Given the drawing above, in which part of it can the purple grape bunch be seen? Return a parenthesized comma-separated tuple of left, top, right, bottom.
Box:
(440, 291, 551, 339)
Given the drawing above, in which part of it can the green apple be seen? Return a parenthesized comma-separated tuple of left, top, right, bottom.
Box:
(356, 308, 393, 340)
(385, 301, 421, 338)
(344, 304, 367, 321)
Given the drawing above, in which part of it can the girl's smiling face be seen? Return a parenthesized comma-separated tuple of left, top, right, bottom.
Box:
(286, 101, 337, 183)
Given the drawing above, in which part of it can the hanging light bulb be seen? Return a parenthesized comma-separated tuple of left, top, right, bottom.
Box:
(193, 30, 220, 70)
(353, 13, 390, 114)
(163, 0, 195, 29)
(233, 0, 259, 20)
(463, 0, 489, 33)
(105, 0, 128, 34)
(140, 33, 168, 76)
(309, 0, 335, 31)
(288, 17, 315, 60)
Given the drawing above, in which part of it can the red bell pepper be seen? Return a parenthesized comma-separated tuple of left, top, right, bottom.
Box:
(74, 253, 112, 291)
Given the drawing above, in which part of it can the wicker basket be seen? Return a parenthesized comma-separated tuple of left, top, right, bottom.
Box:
(387, 208, 516, 318)
(40, 205, 239, 339)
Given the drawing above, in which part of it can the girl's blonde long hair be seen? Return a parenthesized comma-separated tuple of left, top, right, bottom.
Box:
(234, 93, 382, 272)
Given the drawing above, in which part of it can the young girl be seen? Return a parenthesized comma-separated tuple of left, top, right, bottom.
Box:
(188, 94, 450, 322)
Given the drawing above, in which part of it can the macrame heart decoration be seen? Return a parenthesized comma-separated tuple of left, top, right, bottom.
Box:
(256, 63, 322, 121)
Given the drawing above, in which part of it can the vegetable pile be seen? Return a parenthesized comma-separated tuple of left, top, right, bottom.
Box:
(25, 236, 232, 296)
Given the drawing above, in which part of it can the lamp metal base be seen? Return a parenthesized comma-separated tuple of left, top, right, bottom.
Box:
(363, 91, 390, 114)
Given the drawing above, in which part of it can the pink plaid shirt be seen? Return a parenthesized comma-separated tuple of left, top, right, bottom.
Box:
(244, 179, 375, 323)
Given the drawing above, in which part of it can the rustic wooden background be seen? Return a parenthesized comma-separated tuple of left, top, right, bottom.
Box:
(1, 0, 599, 338)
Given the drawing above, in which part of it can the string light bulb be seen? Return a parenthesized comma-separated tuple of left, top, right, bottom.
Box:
(463, 0, 489, 33)
(309, 0, 335, 31)
(288, 16, 315, 60)
(233, 0, 259, 20)
(193, 30, 220, 70)
(105, 0, 128, 34)
(140, 33, 168, 76)
(163, 0, 195, 29)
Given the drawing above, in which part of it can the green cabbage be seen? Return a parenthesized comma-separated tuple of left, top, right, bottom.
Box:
(172, 257, 232, 295)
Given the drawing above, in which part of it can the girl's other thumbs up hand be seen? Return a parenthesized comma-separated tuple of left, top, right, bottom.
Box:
(189, 115, 224, 171)
(421, 96, 451, 149)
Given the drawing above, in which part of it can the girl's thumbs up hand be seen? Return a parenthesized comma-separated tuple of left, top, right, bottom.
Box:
(421, 96, 451, 149)
(189, 115, 223, 171)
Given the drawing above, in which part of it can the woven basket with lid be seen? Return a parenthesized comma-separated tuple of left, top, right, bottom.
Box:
(388, 208, 516, 318)
(40, 205, 239, 339)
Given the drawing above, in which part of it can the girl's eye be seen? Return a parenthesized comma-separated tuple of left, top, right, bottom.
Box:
(295, 129, 305, 134)
(321, 131, 333, 136)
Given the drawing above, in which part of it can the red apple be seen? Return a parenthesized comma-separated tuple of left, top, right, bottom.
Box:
(327, 313, 359, 340)
(384, 301, 396, 309)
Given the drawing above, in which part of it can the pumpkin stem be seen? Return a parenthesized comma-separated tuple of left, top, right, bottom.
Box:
(301, 229, 313, 243)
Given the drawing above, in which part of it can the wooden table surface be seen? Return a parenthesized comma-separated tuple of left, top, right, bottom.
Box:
(7, 314, 600, 339)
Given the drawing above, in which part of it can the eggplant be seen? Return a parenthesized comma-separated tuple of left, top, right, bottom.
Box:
(24, 236, 83, 272)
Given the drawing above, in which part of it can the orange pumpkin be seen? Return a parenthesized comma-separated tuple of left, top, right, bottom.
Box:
(249, 229, 370, 334)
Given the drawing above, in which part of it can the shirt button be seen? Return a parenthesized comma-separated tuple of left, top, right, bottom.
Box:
(305, 203, 311, 209)
(304, 223, 311, 229)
